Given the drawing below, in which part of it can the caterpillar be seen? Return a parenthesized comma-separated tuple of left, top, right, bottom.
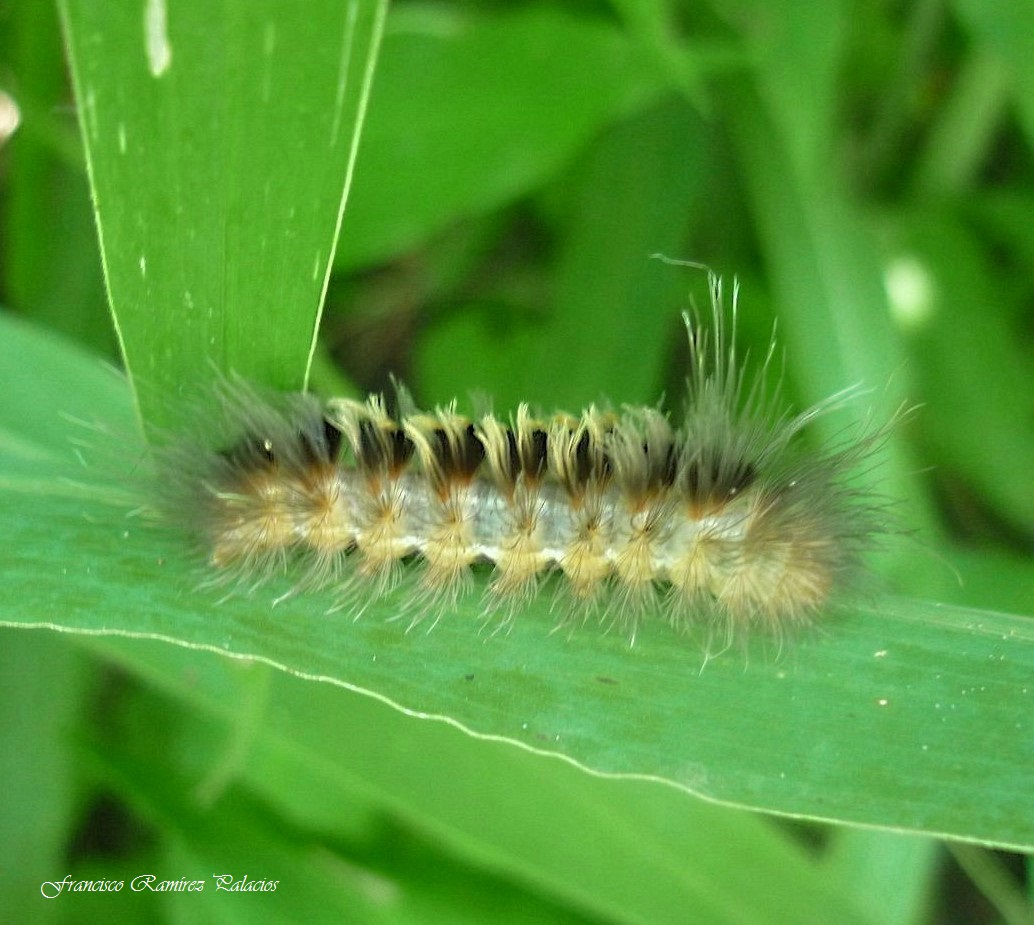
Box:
(155, 275, 900, 643)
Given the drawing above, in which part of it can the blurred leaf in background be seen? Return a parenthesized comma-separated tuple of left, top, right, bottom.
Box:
(1, 1, 1032, 923)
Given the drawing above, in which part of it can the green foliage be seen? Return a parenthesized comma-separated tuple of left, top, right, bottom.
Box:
(1, 1, 1032, 922)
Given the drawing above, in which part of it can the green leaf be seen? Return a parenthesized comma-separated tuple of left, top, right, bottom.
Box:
(59, 0, 388, 430)
(824, 829, 940, 925)
(891, 212, 1034, 532)
(82, 716, 552, 925)
(417, 96, 706, 413)
(80, 637, 875, 925)
(84, 736, 386, 923)
(953, 0, 1034, 148)
(0, 632, 94, 924)
(335, 5, 663, 272)
(2, 1, 111, 354)
(2, 314, 1032, 858)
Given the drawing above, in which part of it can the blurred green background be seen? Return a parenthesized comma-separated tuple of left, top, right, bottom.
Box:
(1, 1, 1032, 923)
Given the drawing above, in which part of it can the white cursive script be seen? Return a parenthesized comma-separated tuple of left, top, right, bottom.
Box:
(212, 873, 279, 892)
(41, 877, 124, 898)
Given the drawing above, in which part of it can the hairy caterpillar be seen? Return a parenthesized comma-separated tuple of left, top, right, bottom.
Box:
(155, 275, 900, 643)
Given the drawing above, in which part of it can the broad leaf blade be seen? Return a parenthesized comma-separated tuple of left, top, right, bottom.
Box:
(2, 315, 1032, 853)
(82, 636, 876, 925)
(59, 0, 387, 429)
